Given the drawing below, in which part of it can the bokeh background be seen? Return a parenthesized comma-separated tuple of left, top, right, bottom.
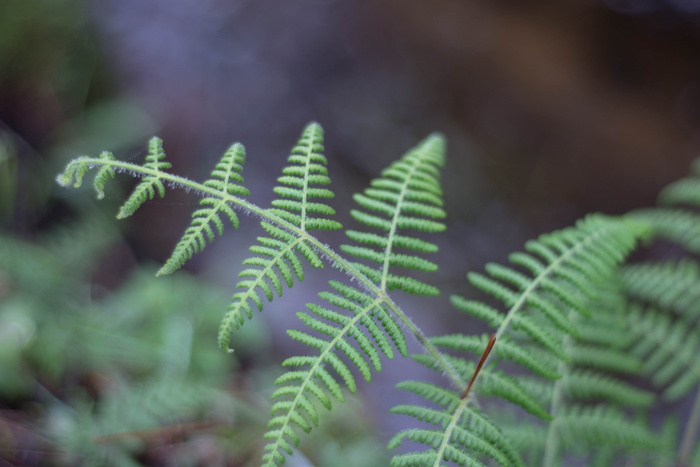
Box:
(2, 0, 700, 465)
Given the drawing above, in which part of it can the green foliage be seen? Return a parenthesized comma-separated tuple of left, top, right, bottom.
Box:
(219, 123, 340, 348)
(261, 132, 445, 466)
(159, 142, 249, 276)
(55, 122, 700, 466)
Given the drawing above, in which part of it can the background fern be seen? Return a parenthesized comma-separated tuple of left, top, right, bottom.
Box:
(388, 215, 653, 466)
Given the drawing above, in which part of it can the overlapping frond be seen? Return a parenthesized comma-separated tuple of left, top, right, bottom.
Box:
(388, 215, 649, 466)
(627, 306, 700, 401)
(261, 133, 446, 466)
(628, 208, 700, 253)
(158, 143, 250, 276)
(217, 123, 342, 350)
(622, 258, 700, 319)
(117, 137, 172, 219)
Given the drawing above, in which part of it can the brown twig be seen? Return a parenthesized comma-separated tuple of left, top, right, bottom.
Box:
(461, 334, 496, 400)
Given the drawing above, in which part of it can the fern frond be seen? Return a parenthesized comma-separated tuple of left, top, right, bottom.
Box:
(552, 405, 659, 453)
(158, 143, 249, 276)
(261, 133, 446, 466)
(340, 133, 446, 296)
(269, 123, 342, 232)
(562, 369, 654, 407)
(390, 215, 648, 466)
(218, 123, 341, 350)
(388, 381, 524, 467)
(117, 137, 172, 219)
(658, 159, 700, 206)
(627, 306, 700, 401)
(629, 208, 700, 253)
(622, 258, 700, 319)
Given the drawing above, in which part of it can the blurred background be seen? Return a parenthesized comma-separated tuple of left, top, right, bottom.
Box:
(2, 0, 700, 465)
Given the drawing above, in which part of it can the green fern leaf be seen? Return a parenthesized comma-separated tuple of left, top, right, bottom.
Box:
(622, 258, 700, 318)
(388, 380, 524, 467)
(562, 369, 654, 407)
(262, 133, 446, 465)
(218, 123, 341, 350)
(117, 137, 172, 219)
(627, 306, 700, 401)
(158, 143, 249, 276)
(390, 215, 649, 466)
(629, 208, 700, 254)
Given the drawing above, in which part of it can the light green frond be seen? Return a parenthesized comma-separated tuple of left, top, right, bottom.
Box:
(262, 133, 446, 465)
(218, 124, 341, 351)
(388, 380, 524, 467)
(268, 122, 342, 231)
(158, 143, 249, 276)
(342, 133, 445, 296)
(118, 137, 172, 219)
(658, 163, 700, 206)
(391, 215, 648, 466)
(261, 288, 401, 466)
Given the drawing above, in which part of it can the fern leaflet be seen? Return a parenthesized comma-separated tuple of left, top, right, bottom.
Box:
(117, 137, 172, 219)
(158, 143, 250, 275)
(261, 133, 446, 466)
(622, 258, 700, 320)
(218, 123, 342, 350)
(629, 208, 700, 254)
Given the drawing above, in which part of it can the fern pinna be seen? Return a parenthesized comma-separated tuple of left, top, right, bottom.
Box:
(217, 123, 342, 350)
(262, 133, 448, 466)
(388, 215, 653, 466)
(159, 143, 250, 276)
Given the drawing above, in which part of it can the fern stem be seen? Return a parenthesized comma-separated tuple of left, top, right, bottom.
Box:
(677, 383, 700, 467)
(66, 157, 465, 389)
(299, 125, 318, 233)
(379, 146, 419, 293)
